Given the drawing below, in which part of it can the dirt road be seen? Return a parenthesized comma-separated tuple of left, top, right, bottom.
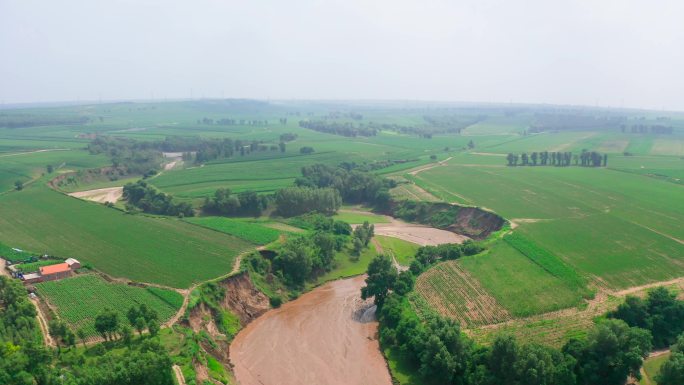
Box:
(69, 187, 123, 203)
(0, 258, 9, 278)
(230, 276, 392, 385)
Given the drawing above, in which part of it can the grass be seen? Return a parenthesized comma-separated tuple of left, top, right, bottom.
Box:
(374, 235, 420, 265)
(332, 210, 391, 224)
(316, 244, 378, 283)
(640, 353, 671, 385)
(0, 183, 253, 288)
(0, 241, 39, 262)
(184, 216, 281, 245)
(36, 274, 182, 338)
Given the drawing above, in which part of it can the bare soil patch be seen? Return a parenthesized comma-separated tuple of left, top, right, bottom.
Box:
(68, 187, 123, 204)
(230, 276, 392, 385)
(360, 215, 468, 246)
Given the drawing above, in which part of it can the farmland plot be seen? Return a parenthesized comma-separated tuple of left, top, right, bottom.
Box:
(36, 274, 182, 339)
(415, 261, 511, 327)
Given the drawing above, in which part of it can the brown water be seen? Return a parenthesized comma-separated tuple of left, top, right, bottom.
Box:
(229, 275, 393, 385)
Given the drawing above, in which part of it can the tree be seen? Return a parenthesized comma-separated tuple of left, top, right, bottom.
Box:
(46, 164, 54, 173)
(120, 325, 133, 345)
(279, 141, 286, 153)
(94, 308, 119, 341)
(135, 317, 147, 337)
(361, 254, 397, 306)
(147, 319, 160, 337)
(77, 328, 87, 348)
(14, 180, 23, 190)
(299, 146, 315, 154)
(656, 334, 684, 385)
(489, 334, 520, 385)
(468, 140, 475, 149)
(569, 319, 652, 385)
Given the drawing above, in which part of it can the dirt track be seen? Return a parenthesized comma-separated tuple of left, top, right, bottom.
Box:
(230, 276, 392, 385)
(68, 187, 123, 203)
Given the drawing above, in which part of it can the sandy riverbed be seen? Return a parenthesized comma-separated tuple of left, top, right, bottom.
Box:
(229, 276, 392, 385)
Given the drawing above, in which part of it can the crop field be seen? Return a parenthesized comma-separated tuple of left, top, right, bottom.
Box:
(184, 216, 281, 245)
(411, 161, 684, 289)
(0, 149, 109, 193)
(415, 261, 511, 327)
(14, 259, 65, 273)
(0, 183, 253, 288)
(36, 274, 182, 338)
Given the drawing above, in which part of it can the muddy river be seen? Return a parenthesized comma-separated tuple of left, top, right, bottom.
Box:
(229, 275, 393, 385)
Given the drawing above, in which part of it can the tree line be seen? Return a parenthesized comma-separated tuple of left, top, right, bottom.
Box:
(621, 124, 674, 135)
(506, 151, 607, 167)
(0, 114, 91, 128)
(123, 180, 194, 217)
(197, 117, 269, 126)
(203, 188, 269, 217)
(298, 120, 378, 137)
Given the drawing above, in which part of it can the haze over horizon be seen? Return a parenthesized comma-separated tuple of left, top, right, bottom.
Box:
(2, 0, 683, 111)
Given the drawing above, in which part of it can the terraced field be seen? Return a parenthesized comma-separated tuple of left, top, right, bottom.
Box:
(36, 274, 183, 338)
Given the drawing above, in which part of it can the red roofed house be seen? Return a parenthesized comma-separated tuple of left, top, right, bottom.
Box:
(39, 263, 72, 282)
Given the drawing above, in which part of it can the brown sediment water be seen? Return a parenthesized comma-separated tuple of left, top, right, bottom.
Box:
(229, 275, 393, 385)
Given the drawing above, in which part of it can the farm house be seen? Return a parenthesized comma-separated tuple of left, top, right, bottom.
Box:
(39, 263, 72, 282)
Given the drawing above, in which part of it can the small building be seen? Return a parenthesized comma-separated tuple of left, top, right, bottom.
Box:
(22, 273, 43, 284)
(65, 258, 81, 270)
(39, 263, 72, 282)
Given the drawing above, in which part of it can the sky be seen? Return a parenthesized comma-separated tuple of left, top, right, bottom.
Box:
(1, 0, 683, 110)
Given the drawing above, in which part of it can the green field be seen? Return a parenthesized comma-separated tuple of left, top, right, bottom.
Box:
(374, 235, 420, 265)
(36, 274, 183, 338)
(332, 210, 391, 224)
(412, 161, 684, 289)
(0, 183, 253, 288)
(184, 216, 281, 245)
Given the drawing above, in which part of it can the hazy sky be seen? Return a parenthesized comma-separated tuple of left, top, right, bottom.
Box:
(2, 0, 683, 110)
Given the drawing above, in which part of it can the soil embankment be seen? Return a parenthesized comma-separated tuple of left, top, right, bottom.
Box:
(230, 275, 392, 385)
(389, 201, 506, 240)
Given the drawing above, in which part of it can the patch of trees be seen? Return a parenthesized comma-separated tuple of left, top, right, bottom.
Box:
(88, 136, 164, 175)
(123, 180, 194, 217)
(506, 151, 607, 167)
(338, 159, 416, 172)
(608, 286, 684, 348)
(274, 187, 341, 217)
(621, 124, 674, 134)
(299, 146, 315, 154)
(299, 120, 378, 137)
(203, 188, 269, 217)
(295, 163, 395, 207)
(656, 335, 684, 385)
(0, 114, 90, 128)
(197, 117, 268, 126)
(279, 133, 298, 142)
(252, 215, 357, 287)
